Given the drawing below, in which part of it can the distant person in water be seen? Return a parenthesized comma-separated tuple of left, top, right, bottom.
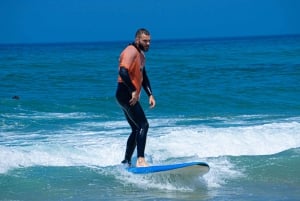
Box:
(116, 28, 156, 167)
(12, 95, 20, 100)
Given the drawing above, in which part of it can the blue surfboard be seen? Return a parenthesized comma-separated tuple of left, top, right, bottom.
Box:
(127, 161, 209, 176)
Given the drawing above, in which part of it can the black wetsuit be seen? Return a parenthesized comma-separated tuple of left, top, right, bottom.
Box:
(116, 44, 153, 165)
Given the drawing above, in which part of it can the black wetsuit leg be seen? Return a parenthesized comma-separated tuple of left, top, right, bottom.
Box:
(123, 112, 138, 162)
(116, 83, 149, 163)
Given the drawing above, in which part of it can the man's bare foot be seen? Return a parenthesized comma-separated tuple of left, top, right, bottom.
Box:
(136, 157, 148, 167)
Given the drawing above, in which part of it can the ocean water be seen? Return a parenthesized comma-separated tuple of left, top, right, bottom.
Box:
(1, 35, 300, 200)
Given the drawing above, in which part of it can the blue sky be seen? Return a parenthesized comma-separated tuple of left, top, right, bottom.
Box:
(1, 0, 300, 44)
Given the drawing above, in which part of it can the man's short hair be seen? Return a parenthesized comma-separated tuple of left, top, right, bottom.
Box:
(135, 28, 150, 38)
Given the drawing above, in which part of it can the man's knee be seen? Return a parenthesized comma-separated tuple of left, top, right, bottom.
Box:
(141, 121, 149, 130)
(137, 121, 149, 136)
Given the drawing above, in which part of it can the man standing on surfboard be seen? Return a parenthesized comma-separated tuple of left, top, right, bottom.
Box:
(116, 28, 156, 167)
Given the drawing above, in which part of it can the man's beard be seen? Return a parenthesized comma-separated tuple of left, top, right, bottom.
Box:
(139, 44, 149, 52)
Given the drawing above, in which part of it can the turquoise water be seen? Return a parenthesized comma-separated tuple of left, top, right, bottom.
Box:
(1, 35, 300, 200)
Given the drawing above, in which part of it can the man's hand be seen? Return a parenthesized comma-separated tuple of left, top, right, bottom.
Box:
(149, 95, 156, 108)
(129, 91, 139, 106)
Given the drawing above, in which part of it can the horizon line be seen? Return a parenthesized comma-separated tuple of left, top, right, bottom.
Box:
(1, 33, 299, 46)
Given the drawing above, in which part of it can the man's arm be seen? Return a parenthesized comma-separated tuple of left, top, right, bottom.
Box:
(119, 66, 136, 93)
(142, 67, 153, 97)
(142, 67, 156, 108)
(119, 66, 139, 106)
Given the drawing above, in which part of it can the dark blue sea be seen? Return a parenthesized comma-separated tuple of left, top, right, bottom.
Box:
(1, 35, 300, 200)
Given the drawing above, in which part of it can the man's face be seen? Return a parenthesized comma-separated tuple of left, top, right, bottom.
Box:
(137, 33, 151, 52)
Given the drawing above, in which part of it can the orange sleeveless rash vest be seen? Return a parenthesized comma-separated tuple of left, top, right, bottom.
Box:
(118, 45, 145, 94)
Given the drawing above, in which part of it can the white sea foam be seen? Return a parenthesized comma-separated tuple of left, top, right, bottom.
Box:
(0, 141, 125, 174)
(147, 120, 300, 160)
(1, 117, 300, 175)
